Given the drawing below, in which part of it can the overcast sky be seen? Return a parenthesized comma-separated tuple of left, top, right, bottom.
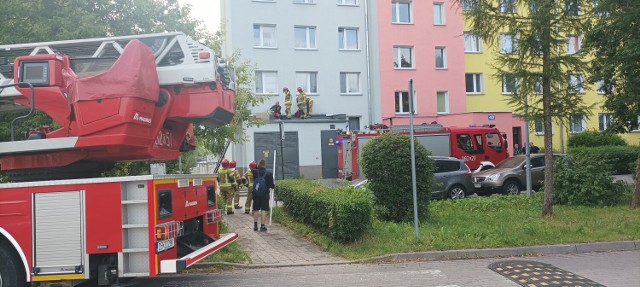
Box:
(179, 0, 221, 33)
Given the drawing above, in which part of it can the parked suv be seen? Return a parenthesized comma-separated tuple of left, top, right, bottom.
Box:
(472, 154, 562, 195)
(431, 156, 475, 199)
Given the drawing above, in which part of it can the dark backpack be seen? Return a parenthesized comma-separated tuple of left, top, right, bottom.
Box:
(253, 170, 268, 197)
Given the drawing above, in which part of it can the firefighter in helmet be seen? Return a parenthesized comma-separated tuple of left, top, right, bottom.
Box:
(218, 159, 235, 214)
(283, 87, 293, 119)
(296, 87, 307, 118)
(305, 93, 313, 118)
(243, 160, 257, 214)
(230, 160, 242, 210)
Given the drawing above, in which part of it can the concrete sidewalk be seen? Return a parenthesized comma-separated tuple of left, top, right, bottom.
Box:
(219, 191, 347, 266)
(205, 190, 640, 269)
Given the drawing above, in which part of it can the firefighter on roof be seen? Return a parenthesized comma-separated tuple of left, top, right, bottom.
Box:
(230, 160, 242, 210)
(283, 87, 293, 119)
(243, 160, 257, 214)
(296, 87, 307, 118)
(218, 159, 235, 214)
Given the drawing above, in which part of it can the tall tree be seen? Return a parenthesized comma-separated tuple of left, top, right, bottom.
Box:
(0, 0, 262, 179)
(583, 0, 640, 208)
(458, 0, 593, 215)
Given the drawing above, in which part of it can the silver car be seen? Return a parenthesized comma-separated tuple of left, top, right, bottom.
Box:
(472, 154, 558, 195)
(431, 156, 475, 199)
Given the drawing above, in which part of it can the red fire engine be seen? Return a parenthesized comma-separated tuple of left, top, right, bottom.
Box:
(337, 124, 510, 180)
(0, 33, 237, 286)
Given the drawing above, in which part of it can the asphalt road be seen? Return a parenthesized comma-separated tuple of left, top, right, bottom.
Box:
(127, 250, 639, 287)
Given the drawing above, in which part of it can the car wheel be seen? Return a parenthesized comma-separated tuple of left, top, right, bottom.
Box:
(448, 185, 466, 199)
(502, 180, 521, 195)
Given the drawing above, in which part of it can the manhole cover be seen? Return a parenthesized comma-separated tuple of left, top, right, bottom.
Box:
(488, 260, 605, 287)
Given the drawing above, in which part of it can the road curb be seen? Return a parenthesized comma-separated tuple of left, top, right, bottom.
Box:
(194, 240, 640, 269)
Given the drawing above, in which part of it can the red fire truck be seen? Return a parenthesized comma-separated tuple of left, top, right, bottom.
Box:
(0, 33, 237, 286)
(337, 124, 510, 180)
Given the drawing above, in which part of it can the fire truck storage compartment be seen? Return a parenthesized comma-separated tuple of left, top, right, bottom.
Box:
(177, 217, 214, 257)
(119, 180, 151, 276)
(33, 191, 85, 275)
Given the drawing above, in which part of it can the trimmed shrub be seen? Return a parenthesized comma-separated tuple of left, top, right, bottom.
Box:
(275, 179, 373, 243)
(567, 130, 627, 148)
(360, 133, 434, 223)
(553, 155, 628, 206)
(569, 145, 639, 175)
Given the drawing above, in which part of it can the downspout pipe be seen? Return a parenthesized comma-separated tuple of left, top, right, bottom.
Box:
(364, 0, 374, 125)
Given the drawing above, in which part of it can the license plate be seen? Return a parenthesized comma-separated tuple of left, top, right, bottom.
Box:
(156, 238, 175, 253)
(474, 183, 481, 188)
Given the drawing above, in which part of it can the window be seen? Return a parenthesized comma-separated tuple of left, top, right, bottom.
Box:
(499, 33, 517, 54)
(294, 0, 315, 3)
(592, 0, 608, 16)
(534, 117, 544, 135)
(529, 1, 539, 13)
(253, 24, 277, 48)
(499, 0, 516, 13)
(465, 73, 483, 94)
(632, 116, 640, 131)
(456, 134, 475, 151)
(570, 114, 587, 133)
(596, 80, 606, 94)
(502, 74, 517, 94)
(338, 0, 358, 5)
(338, 28, 358, 50)
(435, 47, 447, 69)
(568, 74, 585, 94)
(295, 26, 316, 49)
(533, 76, 543, 94)
(464, 32, 481, 52)
(392, 1, 412, 24)
(565, 35, 580, 54)
(158, 190, 172, 218)
(565, 0, 581, 16)
(296, 72, 318, 94)
(462, 0, 476, 11)
(599, 113, 613, 131)
(255, 71, 277, 94)
(434, 159, 462, 173)
(433, 3, 445, 25)
(393, 46, 414, 69)
(437, 91, 448, 114)
(340, 72, 360, 94)
(395, 91, 410, 113)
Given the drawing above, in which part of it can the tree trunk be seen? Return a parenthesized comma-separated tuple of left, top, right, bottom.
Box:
(632, 145, 640, 208)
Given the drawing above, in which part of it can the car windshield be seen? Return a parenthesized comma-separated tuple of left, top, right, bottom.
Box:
(495, 156, 525, 168)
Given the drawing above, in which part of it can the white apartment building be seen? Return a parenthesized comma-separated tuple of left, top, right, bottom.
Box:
(221, 0, 379, 179)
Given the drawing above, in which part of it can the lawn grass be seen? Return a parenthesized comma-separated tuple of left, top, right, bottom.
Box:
(272, 192, 640, 260)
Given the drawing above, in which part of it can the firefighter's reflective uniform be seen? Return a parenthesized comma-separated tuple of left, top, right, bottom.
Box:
(229, 168, 242, 209)
(218, 160, 235, 214)
(296, 87, 307, 118)
(284, 87, 293, 119)
(243, 161, 257, 214)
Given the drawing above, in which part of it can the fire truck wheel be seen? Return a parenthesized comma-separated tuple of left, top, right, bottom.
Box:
(447, 185, 466, 199)
(502, 180, 521, 195)
(0, 241, 27, 287)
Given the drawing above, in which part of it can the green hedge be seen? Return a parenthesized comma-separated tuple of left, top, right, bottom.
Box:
(553, 155, 629, 206)
(275, 179, 373, 243)
(567, 130, 628, 147)
(568, 145, 639, 175)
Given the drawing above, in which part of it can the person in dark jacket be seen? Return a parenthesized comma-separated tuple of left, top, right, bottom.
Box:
(252, 159, 275, 231)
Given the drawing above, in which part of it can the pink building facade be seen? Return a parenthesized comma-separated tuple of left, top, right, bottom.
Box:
(374, 1, 524, 153)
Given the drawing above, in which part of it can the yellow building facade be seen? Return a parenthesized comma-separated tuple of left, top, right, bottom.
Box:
(462, 2, 640, 152)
